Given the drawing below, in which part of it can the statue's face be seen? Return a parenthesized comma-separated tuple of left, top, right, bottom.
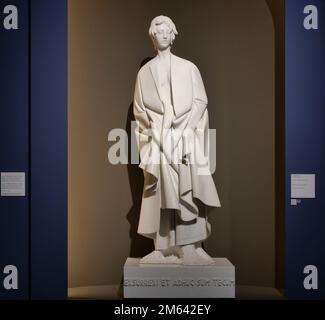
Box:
(153, 23, 173, 51)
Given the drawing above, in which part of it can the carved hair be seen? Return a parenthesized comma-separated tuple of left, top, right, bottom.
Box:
(149, 15, 178, 46)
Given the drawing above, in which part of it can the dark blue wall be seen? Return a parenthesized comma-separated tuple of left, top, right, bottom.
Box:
(30, 0, 67, 300)
(0, 0, 29, 300)
(285, 0, 324, 299)
(1, 0, 67, 300)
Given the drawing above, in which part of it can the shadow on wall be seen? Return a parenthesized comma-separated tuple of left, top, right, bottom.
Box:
(125, 57, 155, 259)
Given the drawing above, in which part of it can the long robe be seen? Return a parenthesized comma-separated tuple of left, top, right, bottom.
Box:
(133, 53, 221, 247)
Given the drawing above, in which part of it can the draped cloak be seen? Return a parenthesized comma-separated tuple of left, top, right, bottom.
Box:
(133, 53, 221, 240)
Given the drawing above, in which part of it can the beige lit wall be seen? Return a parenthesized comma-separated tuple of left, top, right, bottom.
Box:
(69, 0, 277, 288)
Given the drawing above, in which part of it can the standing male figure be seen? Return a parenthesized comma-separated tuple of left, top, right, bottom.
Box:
(133, 15, 221, 265)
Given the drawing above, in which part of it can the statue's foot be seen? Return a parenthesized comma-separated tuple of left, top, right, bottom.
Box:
(139, 250, 182, 264)
(182, 251, 212, 265)
(195, 247, 215, 265)
(181, 244, 215, 266)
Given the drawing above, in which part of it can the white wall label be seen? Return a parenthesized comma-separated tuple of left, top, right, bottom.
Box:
(290, 199, 302, 206)
(1, 172, 26, 197)
(291, 174, 315, 199)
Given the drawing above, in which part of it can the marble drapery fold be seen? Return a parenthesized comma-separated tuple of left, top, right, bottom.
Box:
(133, 53, 221, 240)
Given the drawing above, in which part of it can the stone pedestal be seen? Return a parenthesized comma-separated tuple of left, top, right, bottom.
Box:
(123, 258, 235, 298)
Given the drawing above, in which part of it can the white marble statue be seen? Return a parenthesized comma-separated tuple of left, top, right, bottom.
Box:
(133, 15, 221, 265)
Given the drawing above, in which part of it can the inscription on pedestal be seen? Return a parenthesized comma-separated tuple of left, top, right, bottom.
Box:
(124, 258, 235, 298)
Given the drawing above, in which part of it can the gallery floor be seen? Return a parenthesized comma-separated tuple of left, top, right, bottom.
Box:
(68, 285, 285, 300)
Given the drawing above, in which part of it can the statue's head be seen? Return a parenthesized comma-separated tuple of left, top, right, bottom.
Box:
(149, 15, 178, 51)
